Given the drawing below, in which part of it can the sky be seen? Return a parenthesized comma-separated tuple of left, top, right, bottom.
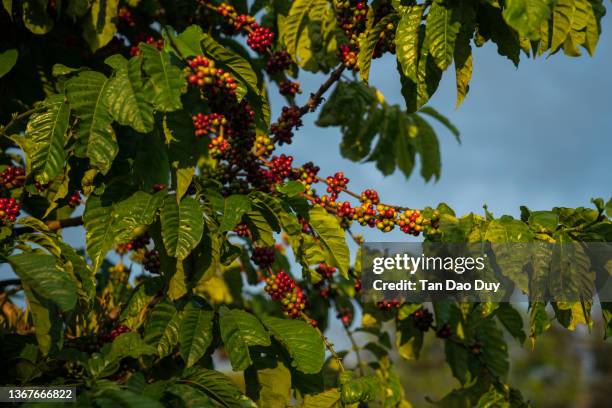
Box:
(275, 14, 612, 243)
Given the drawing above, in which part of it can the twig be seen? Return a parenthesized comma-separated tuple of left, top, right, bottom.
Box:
(301, 311, 346, 372)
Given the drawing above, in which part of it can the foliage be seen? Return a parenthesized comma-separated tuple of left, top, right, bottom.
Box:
(0, 0, 610, 407)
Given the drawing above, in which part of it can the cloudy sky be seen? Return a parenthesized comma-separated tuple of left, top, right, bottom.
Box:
(274, 15, 612, 243)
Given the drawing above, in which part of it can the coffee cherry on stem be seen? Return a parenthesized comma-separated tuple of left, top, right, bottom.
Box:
(247, 25, 274, 53)
(0, 197, 20, 225)
(251, 246, 276, 268)
(279, 80, 301, 96)
(234, 222, 251, 238)
(0, 166, 25, 189)
(68, 191, 82, 208)
(436, 323, 452, 339)
(143, 250, 161, 274)
(412, 308, 433, 331)
(264, 270, 306, 318)
(266, 51, 292, 75)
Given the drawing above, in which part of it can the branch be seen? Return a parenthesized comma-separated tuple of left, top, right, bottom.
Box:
(301, 312, 346, 372)
(0, 106, 44, 139)
(13, 216, 84, 235)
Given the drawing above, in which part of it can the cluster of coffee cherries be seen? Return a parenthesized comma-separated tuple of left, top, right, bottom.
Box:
(68, 191, 81, 208)
(0, 198, 21, 225)
(254, 134, 274, 157)
(192, 113, 227, 138)
(251, 246, 276, 268)
(412, 308, 434, 331)
(270, 107, 303, 145)
(234, 222, 251, 238)
(279, 80, 301, 97)
(436, 323, 452, 339)
(337, 307, 353, 327)
(192, 113, 230, 156)
(118, 7, 136, 27)
(338, 44, 359, 70)
(313, 263, 338, 298)
(186, 56, 238, 97)
(102, 325, 130, 343)
(215, 3, 274, 53)
(0, 166, 25, 189)
(376, 299, 401, 311)
(130, 35, 164, 56)
(263, 154, 294, 185)
(333, 0, 368, 43)
(116, 234, 150, 255)
(247, 26, 275, 53)
(143, 250, 161, 274)
(266, 51, 292, 75)
(296, 162, 320, 194)
(216, 3, 255, 32)
(372, 21, 397, 58)
(325, 172, 350, 200)
(264, 271, 306, 318)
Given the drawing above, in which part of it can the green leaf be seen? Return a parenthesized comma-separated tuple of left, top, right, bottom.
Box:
(220, 195, 252, 232)
(182, 367, 257, 408)
(66, 70, 118, 174)
(144, 301, 182, 357)
(303, 388, 341, 407)
(281, 0, 314, 60)
(9, 253, 77, 312)
(495, 304, 526, 344)
(425, 2, 461, 71)
(83, 0, 119, 51)
(414, 115, 441, 181)
(161, 195, 205, 260)
(83, 196, 115, 272)
(396, 318, 424, 360)
(256, 362, 292, 408)
(529, 301, 550, 342)
(94, 388, 165, 407)
(165, 383, 215, 407)
(176, 167, 195, 202)
(551, 0, 576, 52)
(26, 94, 70, 184)
(478, 319, 509, 378)
(105, 55, 155, 133)
(112, 191, 165, 243)
(22, 283, 63, 355)
(396, 5, 424, 82)
(164, 25, 204, 57)
(0, 49, 18, 78)
(219, 307, 271, 371)
(261, 315, 325, 374)
(22, 0, 54, 34)
(276, 181, 305, 197)
(179, 303, 214, 368)
(66, 0, 91, 20)
(503, 0, 553, 39)
(307, 206, 350, 278)
(140, 44, 186, 112)
(88, 332, 156, 379)
(444, 341, 469, 384)
(419, 106, 460, 142)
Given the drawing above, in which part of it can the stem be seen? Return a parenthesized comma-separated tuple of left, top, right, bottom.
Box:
(13, 216, 84, 235)
(301, 311, 346, 372)
(343, 323, 365, 376)
(0, 107, 44, 138)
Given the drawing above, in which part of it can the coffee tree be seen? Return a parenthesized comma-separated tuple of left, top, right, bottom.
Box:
(0, 0, 611, 406)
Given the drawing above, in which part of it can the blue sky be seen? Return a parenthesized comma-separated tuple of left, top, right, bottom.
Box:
(275, 15, 612, 243)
